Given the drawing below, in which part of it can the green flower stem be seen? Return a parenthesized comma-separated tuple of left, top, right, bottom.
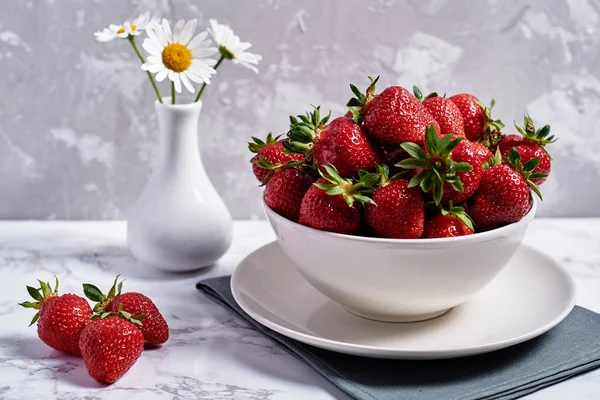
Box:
(171, 82, 176, 104)
(128, 36, 163, 103)
(194, 55, 225, 103)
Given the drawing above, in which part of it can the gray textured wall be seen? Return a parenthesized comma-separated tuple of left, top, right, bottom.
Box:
(0, 0, 597, 219)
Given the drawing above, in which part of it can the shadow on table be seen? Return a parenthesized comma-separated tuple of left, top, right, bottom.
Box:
(67, 245, 219, 281)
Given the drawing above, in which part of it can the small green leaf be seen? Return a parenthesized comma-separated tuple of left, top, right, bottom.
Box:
(424, 126, 439, 156)
(523, 158, 540, 172)
(396, 159, 429, 169)
(530, 173, 547, 179)
(117, 281, 123, 296)
(28, 312, 40, 327)
(413, 85, 423, 101)
(408, 172, 426, 188)
(326, 187, 344, 195)
(82, 284, 105, 302)
(19, 301, 37, 308)
(26, 286, 42, 301)
(354, 194, 376, 205)
(400, 142, 427, 159)
(433, 183, 443, 205)
(132, 314, 146, 320)
(528, 182, 543, 200)
(421, 174, 435, 192)
(450, 179, 464, 192)
(453, 162, 473, 173)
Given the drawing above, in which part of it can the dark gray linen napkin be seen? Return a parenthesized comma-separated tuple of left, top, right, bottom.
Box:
(197, 276, 600, 400)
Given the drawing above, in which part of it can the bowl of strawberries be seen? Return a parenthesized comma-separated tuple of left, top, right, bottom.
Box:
(250, 77, 555, 322)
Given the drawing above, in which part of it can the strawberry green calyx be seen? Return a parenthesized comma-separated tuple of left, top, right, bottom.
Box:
(441, 200, 475, 231)
(396, 126, 473, 205)
(83, 274, 124, 313)
(19, 277, 60, 326)
(314, 164, 379, 208)
(412, 86, 438, 102)
(482, 148, 503, 169)
(91, 304, 145, 327)
(254, 156, 312, 186)
(505, 147, 546, 200)
(515, 115, 556, 147)
(477, 98, 505, 149)
(247, 132, 282, 154)
(284, 106, 331, 155)
(346, 75, 380, 123)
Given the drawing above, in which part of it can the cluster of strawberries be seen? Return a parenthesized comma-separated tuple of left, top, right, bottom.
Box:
(20, 276, 168, 384)
(249, 77, 556, 238)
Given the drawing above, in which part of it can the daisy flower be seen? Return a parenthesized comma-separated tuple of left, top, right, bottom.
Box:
(207, 19, 262, 73)
(94, 12, 156, 42)
(141, 19, 218, 95)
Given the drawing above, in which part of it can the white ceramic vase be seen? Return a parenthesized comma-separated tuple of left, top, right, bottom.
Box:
(127, 98, 233, 272)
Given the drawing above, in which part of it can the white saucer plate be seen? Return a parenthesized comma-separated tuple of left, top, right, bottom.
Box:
(231, 242, 576, 360)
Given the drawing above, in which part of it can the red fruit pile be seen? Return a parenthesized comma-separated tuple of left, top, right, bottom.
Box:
(249, 77, 556, 238)
(20, 275, 169, 384)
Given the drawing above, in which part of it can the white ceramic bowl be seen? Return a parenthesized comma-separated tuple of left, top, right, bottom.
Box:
(264, 198, 537, 322)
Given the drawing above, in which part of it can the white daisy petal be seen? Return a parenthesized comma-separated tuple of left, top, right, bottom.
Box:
(142, 39, 162, 56)
(179, 19, 197, 45)
(187, 31, 209, 50)
(109, 24, 120, 32)
(161, 19, 172, 42)
(155, 68, 169, 82)
(191, 47, 218, 58)
(172, 73, 182, 93)
(172, 19, 185, 43)
(180, 72, 195, 93)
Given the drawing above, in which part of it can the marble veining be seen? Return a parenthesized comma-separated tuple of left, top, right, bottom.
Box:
(0, 220, 599, 399)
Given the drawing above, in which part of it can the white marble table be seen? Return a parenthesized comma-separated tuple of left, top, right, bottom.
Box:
(0, 220, 599, 399)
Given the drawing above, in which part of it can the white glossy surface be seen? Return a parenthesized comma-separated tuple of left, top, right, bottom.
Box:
(232, 242, 575, 359)
(264, 200, 536, 322)
(0, 220, 598, 399)
(127, 99, 233, 271)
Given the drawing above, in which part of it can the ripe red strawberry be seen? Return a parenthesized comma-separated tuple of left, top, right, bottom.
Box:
(79, 313, 144, 384)
(20, 278, 92, 355)
(298, 165, 378, 234)
(498, 115, 555, 186)
(450, 94, 504, 142)
(414, 87, 465, 138)
(346, 77, 441, 146)
(442, 140, 483, 204)
(471, 141, 493, 163)
(396, 126, 477, 205)
(83, 276, 169, 345)
(423, 202, 474, 238)
(286, 107, 381, 177)
(469, 149, 544, 230)
(365, 165, 424, 238)
(264, 168, 313, 221)
(249, 133, 303, 182)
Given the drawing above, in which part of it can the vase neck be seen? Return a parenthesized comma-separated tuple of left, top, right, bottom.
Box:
(154, 100, 203, 172)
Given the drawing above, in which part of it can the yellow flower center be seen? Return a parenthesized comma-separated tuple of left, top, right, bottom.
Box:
(162, 43, 192, 73)
(131, 24, 137, 31)
(117, 27, 125, 34)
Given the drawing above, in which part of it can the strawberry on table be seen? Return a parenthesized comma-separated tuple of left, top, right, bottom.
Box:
(470, 148, 545, 230)
(264, 168, 314, 221)
(298, 165, 378, 234)
(79, 309, 144, 384)
(365, 164, 425, 239)
(414, 87, 465, 138)
(248, 133, 303, 182)
(423, 201, 475, 238)
(285, 107, 381, 178)
(396, 126, 479, 205)
(83, 276, 169, 346)
(450, 94, 504, 142)
(498, 115, 555, 186)
(19, 278, 92, 356)
(346, 76, 441, 146)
